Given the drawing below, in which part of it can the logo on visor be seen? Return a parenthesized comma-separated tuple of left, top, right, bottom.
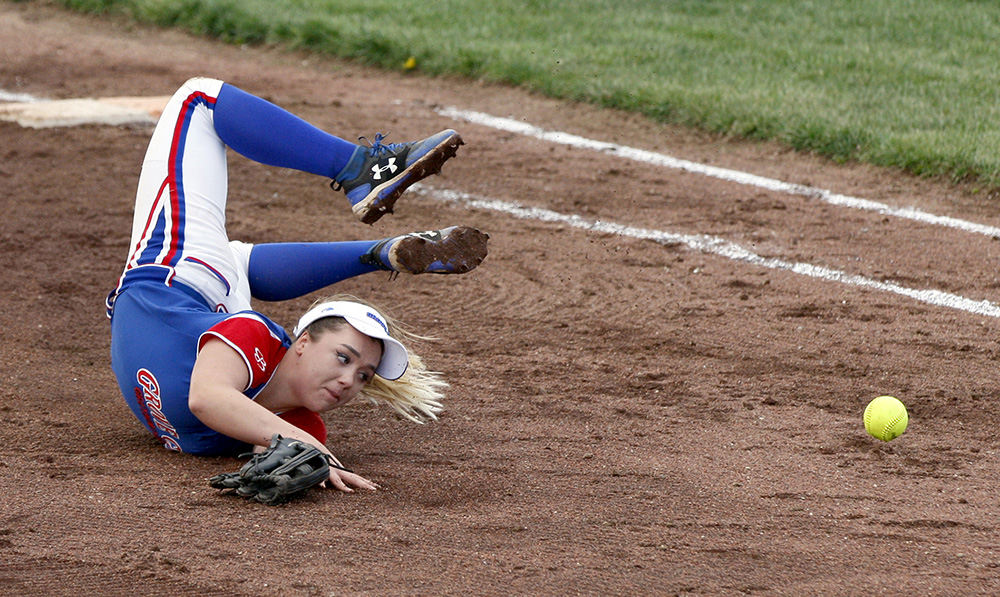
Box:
(366, 312, 389, 334)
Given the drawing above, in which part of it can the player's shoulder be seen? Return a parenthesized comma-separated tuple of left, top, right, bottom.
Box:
(200, 311, 290, 390)
(211, 310, 290, 345)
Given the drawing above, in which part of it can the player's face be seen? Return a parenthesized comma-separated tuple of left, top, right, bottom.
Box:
(293, 325, 382, 411)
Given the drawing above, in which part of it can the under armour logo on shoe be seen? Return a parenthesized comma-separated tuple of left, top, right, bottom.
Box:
(371, 158, 398, 181)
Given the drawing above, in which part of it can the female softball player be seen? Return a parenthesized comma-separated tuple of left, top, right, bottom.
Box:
(107, 77, 487, 492)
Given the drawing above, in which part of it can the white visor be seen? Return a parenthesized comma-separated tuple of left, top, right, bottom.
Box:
(292, 301, 408, 380)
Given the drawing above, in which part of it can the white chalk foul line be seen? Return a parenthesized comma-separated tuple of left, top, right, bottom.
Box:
(416, 184, 1000, 319)
(0, 89, 42, 103)
(437, 107, 1000, 239)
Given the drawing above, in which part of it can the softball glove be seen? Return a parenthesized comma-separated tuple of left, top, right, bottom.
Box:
(209, 434, 330, 505)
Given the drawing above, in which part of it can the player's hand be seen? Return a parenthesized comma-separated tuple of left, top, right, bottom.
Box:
(323, 465, 378, 492)
(303, 440, 377, 492)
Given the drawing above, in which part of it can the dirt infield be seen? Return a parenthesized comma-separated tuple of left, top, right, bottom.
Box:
(4, 2, 1000, 595)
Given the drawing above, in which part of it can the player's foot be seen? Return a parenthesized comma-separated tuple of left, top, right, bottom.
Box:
(331, 130, 464, 225)
(361, 226, 489, 274)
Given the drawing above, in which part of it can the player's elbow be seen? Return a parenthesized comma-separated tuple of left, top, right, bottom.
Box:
(188, 385, 229, 430)
(187, 382, 215, 420)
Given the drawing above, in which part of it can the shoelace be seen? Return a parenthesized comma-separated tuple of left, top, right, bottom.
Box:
(359, 132, 402, 156)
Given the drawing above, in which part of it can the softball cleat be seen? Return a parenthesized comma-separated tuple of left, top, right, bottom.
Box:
(361, 226, 489, 274)
(332, 129, 464, 225)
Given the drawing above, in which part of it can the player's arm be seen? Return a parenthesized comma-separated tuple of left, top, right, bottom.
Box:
(189, 338, 377, 492)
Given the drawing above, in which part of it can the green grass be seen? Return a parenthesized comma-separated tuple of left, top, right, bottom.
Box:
(51, 0, 1000, 188)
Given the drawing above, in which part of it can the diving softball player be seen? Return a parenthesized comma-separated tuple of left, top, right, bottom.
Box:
(107, 77, 488, 492)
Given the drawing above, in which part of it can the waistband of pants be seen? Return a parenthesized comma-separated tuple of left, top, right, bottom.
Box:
(106, 265, 210, 317)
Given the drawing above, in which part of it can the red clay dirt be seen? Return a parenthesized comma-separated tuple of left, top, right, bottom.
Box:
(3, 2, 1000, 595)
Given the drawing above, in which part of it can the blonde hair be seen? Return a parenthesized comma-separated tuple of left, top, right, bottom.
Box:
(300, 294, 446, 423)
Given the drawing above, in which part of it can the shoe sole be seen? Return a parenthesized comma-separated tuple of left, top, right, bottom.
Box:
(352, 131, 464, 225)
(393, 226, 489, 274)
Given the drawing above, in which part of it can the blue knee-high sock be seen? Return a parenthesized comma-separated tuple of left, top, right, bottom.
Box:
(214, 83, 358, 178)
(248, 241, 382, 301)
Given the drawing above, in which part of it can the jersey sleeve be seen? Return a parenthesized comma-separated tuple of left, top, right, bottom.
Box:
(198, 313, 286, 391)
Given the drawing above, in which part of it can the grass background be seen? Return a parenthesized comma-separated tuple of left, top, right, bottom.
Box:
(49, 0, 1000, 190)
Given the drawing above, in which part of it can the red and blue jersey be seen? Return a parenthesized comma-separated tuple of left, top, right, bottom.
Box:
(110, 280, 291, 455)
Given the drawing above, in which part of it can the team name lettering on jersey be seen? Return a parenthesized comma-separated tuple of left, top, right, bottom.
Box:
(135, 368, 182, 449)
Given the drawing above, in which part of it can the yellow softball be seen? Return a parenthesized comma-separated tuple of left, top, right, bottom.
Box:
(863, 395, 908, 441)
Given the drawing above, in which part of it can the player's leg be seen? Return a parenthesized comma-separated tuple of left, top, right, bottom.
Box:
(241, 226, 489, 302)
(109, 77, 243, 314)
(112, 77, 473, 314)
(213, 83, 463, 224)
